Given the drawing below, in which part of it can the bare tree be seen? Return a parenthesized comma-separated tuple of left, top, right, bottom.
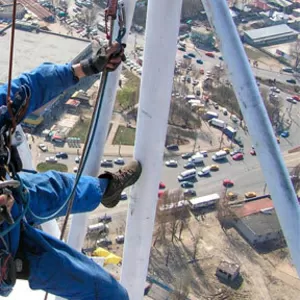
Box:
(181, 0, 204, 19)
(290, 39, 300, 70)
(82, 8, 97, 27)
(290, 163, 300, 194)
(171, 271, 191, 300)
(192, 231, 201, 260)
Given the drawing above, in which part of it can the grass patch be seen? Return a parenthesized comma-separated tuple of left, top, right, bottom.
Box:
(244, 46, 271, 61)
(115, 69, 140, 112)
(69, 118, 91, 142)
(112, 125, 136, 146)
(37, 162, 68, 173)
(69, 119, 112, 142)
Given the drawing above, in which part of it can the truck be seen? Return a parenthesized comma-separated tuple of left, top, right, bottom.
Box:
(188, 153, 204, 164)
(204, 111, 218, 120)
(223, 126, 237, 139)
(209, 118, 225, 129)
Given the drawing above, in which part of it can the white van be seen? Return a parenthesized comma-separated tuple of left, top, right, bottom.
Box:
(87, 222, 109, 234)
(198, 166, 211, 177)
(188, 153, 204, 164)
(212, 150, 227, 161)
(178, 169, 197, 182)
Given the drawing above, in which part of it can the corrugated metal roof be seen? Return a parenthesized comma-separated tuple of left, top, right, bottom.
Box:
(245, 24, 297, 40)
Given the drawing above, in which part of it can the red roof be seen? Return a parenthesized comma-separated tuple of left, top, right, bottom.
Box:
(233, 198, 274, 218)
(66, 99, 80, 107)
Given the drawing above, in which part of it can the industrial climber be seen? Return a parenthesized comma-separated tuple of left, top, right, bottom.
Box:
(0, 42, 141, 299)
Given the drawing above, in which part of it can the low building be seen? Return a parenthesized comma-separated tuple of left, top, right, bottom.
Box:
(244, 24, 298, 46)
(230, 197, 283, 247)
(267, 0, 294, 14)
(65, 99, 80, 114)
(216, 261, 240, 282)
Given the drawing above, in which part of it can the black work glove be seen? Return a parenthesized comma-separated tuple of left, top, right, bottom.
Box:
(81, 42, 126, 76)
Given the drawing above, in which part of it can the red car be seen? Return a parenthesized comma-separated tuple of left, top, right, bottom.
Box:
(232, 153, 244, 160)
(205, 52, 215, 58)
(159, 182, 166, 189)
(223, 179, 234, 187)
(158, 190, 165, 198)
(250, 149, 256, 156)
(292, 95, 300, 102)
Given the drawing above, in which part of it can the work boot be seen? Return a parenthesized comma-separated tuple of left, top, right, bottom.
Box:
(99, 160, 142, 208)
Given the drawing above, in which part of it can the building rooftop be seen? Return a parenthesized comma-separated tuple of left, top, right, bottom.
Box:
(232, 197, 274, 218)
(244, 24, 297, 40)
(0, 28, 89, 84)
(240, 209, 282, 236)
(268, 0, 293, 7)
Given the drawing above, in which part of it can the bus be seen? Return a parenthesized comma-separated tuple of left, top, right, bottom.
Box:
(185, 95, 196, 101)
(188, 193, 220, 210)
(212, 150, 227, 161)
(177, 169, 197, 182)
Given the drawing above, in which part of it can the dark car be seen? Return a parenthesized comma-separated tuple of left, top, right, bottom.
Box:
(101, 159, 113, 167)
(184, 162, 196, 169)
(166, 144, 179, 151)
(99, 214, 112, 223)
(97, 238, 112, 247)
(188, 53, 196, 58)
(196, 59, 203, 64)
(287, 78, 296, 84)
(181, 152, 193, 159)
(184, 189, 196, 197)
(116, 235, 125, 244)
(56, 152, 68, 159)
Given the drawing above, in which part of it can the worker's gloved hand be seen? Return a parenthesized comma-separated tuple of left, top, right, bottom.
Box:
(81, 42, 126, 76)
(0, 192, 15, 225)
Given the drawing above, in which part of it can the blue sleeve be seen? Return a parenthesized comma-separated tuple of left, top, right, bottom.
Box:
(18, 171, 108, 226)
(0, 63, 78, 118)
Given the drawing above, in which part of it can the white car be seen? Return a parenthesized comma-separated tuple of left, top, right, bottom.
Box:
(165, 160, 178, 167)
(75, 156, 81, 163)
(114, 157, 125, 165)
(38, 143, 48, 152)
(270, 86, 280, 93)
(73, 167, 78, 173)
(198, 166, 211, 177)
(286, 97, 297, 104)
(46, 157, 57, 163)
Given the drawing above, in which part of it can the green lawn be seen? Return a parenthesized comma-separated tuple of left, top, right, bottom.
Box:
(113, 125, 136, 146)
(69, 120, 112, 142)
(37, 162, 68, 173)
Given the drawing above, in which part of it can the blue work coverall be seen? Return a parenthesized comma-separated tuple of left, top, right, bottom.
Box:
(0, 63, 129, 299)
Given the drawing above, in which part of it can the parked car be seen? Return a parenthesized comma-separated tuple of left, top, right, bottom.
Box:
(166, 144, 179, 151)
(230, 149, 243, 156)
(75, 156, 81, 164)
(198, 166, 211, 177)
(120, 192, 127, 200)
(181, 181, 194, 188)
(183, 189, 196, 197)
(46, 157, 57, 163)
(292, 95, 300, 101)
(200, 69, 205, 74)
(56, 152, 68, 159)
(205, 52, 215, 58)
(250, 149, 256, 156)
(158, 190, 165, 198)
(184, 162, 196, 169)
(101, 159, 114, 167)
(223, 179, 234, 187)
(159, 182, 166, 189)
(165, 160, 178, 167)
(196, 89, 201, 96)
(97, 238, 112, 247)
(116, 235, 125, 244)
(245, 191, 257, 198)
(270, 86, 280, 93)
(200, 150, 208, 157)
(114, 157, 125, 165)
(286, 78, 296, 84)
(282, 67, 293, 73)
(38, 143, 48, 152)
(73, 167, 78, 173)
(232, 153, 244, 161)
(181, 152, 193, 159)
(98, 214, 112, 223)
(281, 131, 289, 138)
(286, 97, 297, 104)
(188, 53, 196, 58)
(196, 59, 203, 64)
(223, 148, 230, 154)
(210, 164, 219, 171)
(227, 192, 238, 200)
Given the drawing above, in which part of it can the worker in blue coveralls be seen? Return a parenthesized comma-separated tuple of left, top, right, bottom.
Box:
(0, 42, 141, 299)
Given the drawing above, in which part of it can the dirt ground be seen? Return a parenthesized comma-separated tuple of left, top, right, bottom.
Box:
(149, 212, 300, 300)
